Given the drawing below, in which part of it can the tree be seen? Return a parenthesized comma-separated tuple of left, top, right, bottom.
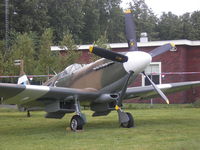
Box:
(81, 0, 125, 44)
(179, 13, 194, 40)
(157, 12, 182, 40)
(96, 0, 125, 42)
(190, 11, 200, 40)
(89, 32, 110, 62)
(106, 3, 125, 42)
(10, 0, 49, 36)
(129, 0, 159, 41)
(10, 32, 36, 75)
(0, 41, 4, 75)
(47, 0, 85, 43)
(0, 39, 16, 82)
(81, 0, 101, 44)
(57, 32, 81, 71)
(37, 28, 57, 75)
(0, 1, 5, 40)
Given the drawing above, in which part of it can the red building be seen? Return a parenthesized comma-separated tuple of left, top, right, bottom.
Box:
(51, 39, 200, 104)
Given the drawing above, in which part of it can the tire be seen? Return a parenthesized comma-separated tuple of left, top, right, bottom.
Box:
(70, 115, 84, 131)
(121, 112, 134, 128)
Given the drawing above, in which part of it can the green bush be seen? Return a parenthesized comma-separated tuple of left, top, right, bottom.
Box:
(193, 98, 200, 108)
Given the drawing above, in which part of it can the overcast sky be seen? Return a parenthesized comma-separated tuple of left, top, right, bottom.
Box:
(121, 0, 200, 16)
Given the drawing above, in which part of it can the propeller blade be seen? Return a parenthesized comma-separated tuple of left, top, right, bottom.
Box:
(149, 43, 176, 57)
(125, 9, 138, 51)
(143, 72, 169, 104)
(89, 46, 128, 63)
(117, 71, 134, 107)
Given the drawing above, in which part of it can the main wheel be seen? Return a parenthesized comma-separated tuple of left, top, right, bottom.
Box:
(70, 115, 84, 131)
(120, 112, 134, 128)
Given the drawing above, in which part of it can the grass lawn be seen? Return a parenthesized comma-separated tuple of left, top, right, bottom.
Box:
(0, 104, 200, 150)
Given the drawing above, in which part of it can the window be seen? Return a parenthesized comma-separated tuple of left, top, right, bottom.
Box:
(142, 62, 161, 86)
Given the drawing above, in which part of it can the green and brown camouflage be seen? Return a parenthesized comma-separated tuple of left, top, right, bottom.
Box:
(45, 58, 129, 92)
(1, 9, 200, 131)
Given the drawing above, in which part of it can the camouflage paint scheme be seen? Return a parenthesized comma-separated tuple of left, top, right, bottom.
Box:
(1, 9, 200, 129)
(2, 57, 133, 106)
(1, 57, 200, 112)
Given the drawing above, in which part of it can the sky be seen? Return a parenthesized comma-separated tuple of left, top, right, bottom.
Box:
(121, 0, 200, 16)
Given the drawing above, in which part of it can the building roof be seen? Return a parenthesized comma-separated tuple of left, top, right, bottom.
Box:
(51, 39, 200, 51)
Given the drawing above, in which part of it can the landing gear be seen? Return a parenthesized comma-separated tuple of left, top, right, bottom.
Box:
(120, 112, 134, 128)
(69, 97, 86, 132)
(27, 110, 31, 117)
(70, 115, 84, 131)
(116, 106, 134, 128)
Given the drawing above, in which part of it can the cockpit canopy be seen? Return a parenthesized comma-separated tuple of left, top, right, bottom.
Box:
(60, 63, 87, 78)
(64, 63, 85, 74)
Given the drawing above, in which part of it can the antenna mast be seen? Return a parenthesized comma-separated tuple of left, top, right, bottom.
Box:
(5, 0, 9, 53)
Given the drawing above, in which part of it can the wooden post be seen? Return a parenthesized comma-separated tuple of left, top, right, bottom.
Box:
(19, 59, 25, 76)
(14, 59, 25, 76)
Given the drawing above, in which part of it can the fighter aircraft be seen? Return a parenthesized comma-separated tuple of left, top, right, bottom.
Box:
(1, 10, 200, 131)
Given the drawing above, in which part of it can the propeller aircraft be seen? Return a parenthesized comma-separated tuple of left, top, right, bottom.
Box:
(1, 10, 200, 131)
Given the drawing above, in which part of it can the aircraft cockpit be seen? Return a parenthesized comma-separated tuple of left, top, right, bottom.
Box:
(60, 63, 87, 78)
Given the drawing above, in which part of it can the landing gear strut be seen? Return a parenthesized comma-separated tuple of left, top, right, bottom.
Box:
(114, 71, 134, 128)
(116, 106, 134, 128)
(70, 97, 86, 131)
(27, 110, 31, 117)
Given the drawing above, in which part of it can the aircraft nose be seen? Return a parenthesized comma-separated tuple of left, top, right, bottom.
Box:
(123, 51, 152, 73)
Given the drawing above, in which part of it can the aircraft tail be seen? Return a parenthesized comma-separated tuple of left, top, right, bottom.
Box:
(17, 74, 30, 85)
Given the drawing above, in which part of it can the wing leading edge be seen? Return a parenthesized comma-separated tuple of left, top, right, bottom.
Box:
(124, 81, 200, 101)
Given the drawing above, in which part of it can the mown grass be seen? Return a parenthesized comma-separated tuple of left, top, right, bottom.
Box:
(1, 104, 200, 150)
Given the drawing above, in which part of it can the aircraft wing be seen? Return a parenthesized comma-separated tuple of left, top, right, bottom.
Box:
(124, 81, 200, 100)
(0, 83, 100, 106)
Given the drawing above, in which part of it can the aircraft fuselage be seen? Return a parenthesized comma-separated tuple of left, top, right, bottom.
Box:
(44, 58, 129, 93)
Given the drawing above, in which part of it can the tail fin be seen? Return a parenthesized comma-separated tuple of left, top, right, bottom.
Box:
(17, 75, 30, 85)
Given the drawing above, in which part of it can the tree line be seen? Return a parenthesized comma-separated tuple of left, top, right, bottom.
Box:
(0, 0, 200, 82)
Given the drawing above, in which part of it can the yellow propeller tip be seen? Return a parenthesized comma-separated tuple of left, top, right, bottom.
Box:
(115, 105, 120, 110)
(170, 43, 175, 47)
(89, 46, 94, 53)
(124, 9, 132, 14)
